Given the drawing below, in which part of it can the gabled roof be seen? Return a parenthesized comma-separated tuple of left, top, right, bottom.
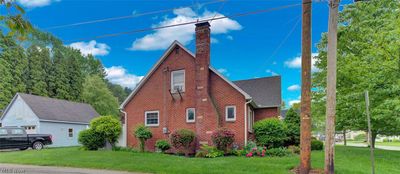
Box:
(233, 76, 281, 108)
(1, 93, 99, 124)
(120, 40, 251, 109)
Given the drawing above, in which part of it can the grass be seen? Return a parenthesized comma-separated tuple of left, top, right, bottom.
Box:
(347, 140, 400, 147)
(0, 146, 399, 174)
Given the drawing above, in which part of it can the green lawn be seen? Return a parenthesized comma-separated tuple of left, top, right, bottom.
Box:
(0, 146, 399, 174)
(376, 142, 400, 147)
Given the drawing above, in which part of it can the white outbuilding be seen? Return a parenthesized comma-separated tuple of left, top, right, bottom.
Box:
(0, 93, 99, 147)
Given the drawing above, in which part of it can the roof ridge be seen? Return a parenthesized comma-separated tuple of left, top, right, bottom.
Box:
(233, 75, 281, 83)
(17, 93, 91, 106)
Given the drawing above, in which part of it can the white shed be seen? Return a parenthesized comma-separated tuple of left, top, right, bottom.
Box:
(0, 93, 99, 147)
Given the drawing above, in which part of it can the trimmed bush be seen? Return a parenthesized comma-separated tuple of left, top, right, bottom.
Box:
(211, 127, 235, 153)
(284, 108, 300, 146)
(90, 116, 122, 146)
(288, 145, 300, 154)
(311, 140, 324, 151)
(253, 118, 287, 148)
(155, 139, 171, 153)
(170, 129, 195, 157)
(265, 147, 290, 157)
(133, 124, 153, 152)
(78, 129, 105, 150)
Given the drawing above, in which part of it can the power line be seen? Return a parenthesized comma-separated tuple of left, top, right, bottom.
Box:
(65, 3, 302, 42)
(45, 0, 225, 30)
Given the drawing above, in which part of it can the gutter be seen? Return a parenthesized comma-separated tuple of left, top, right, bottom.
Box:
(120, 109, 128, 147)
(244, 99, 253, 146)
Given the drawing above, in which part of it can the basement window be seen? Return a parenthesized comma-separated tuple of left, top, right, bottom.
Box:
(186, 108, 196, 123)
(145, 111, 159, 126)
(171, 70, 185, 93)
(226, 105, 236, 121)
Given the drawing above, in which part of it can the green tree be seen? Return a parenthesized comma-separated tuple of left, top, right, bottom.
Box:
(81, 75, 120, 116)
(312, 0, 400, 148)
(0, 0, 32, 38)
(26, 45, 50, 96)
(107, 81, 129, 104)
(284, 108, 300, 146)
(52, 46, 71, 100)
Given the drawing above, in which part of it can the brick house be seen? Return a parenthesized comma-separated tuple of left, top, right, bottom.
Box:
(120, 22, 281, 151)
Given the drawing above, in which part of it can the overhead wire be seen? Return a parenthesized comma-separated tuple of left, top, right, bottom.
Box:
(65, 3, 302, 42)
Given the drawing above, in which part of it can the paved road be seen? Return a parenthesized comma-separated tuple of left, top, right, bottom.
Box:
(336, 142, 400, 151)
(0, 164, 143, 174)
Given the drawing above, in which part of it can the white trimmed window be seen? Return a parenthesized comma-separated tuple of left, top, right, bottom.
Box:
(248, 107, 254, 132)
(68, 128, 73, 137)
(186, 108, 196, 123)
(171, 70, 185, 93)
(145, 111, 159, 126)
(225, 105, 236, 121)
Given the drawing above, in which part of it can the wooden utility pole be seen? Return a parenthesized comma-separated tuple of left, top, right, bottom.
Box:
(299, 0, 312, 173)
(324, 0, 340, 174)
(365, 91, 375, 174)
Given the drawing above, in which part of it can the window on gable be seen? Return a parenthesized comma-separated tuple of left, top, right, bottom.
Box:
(68, 128, 73, 137)
(186, 108, 195, 123)
(145, 111, 159, 126)
(171, 70, 185, 93)
(226, 105, 236, 121)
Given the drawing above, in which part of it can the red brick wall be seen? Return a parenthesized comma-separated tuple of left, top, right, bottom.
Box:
(209, 71, 247, 147)
(254, 107, 279, 122)
(124, 45, 247, 151)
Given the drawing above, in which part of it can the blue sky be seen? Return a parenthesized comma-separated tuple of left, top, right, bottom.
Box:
(20, 0, 352, 107)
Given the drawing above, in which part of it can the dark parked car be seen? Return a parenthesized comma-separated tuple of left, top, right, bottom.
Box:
(0, 127, 52, 150)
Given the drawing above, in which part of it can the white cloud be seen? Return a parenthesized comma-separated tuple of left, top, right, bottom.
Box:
(18, 0, 59, 8)
(289, 100, 301, 106)
(226, 35, 233, 40)
(284, 53, 319, 72)
(211, 37, 219, 44)
(287, 84, 301, 91)
(105, 66, 144, 89)
(266, 69, 278, 76)
(69, 40, 110, 56)
(129, 7, 242, 51)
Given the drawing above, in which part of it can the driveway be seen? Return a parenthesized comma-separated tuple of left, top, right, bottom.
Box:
(0, 164, 143, 174)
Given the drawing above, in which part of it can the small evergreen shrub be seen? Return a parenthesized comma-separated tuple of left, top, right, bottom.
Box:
(90, 116, 122, 146)
(170, 129, 195, 157)
(155, 139, 171, 153)
(78, 129, 105, 150)
(288, 145, 300, 154)
(253, 118, 287, 148)
(195, 144, 224, 158)
(112, 146, 138, 152)
(133, 124, 153, 152)
(311, 140, 324, 151)
(264, 147, 290, 157)
(211, 127, 235, 152)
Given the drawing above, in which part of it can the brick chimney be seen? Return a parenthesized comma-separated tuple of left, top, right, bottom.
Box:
(195, 21, 215, 145)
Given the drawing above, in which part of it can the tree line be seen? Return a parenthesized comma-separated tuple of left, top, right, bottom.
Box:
(312, 0, 400, 147)
(0, 30, 131, 117)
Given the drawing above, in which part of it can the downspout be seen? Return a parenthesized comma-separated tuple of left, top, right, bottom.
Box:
(244, 99, 252, 146)
(120, 109, 128, 147)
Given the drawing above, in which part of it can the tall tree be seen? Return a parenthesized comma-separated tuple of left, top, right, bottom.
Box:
(65, 47, 85, 101)
(52, 46, 71, 100)
(81, 75, 120, 117)
(26, 45, 50, 96)
(313, 0, 400, 148)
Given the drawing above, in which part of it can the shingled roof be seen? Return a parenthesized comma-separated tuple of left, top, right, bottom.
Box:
(4, 93, 99, 124)
(233, 76, 281, 108)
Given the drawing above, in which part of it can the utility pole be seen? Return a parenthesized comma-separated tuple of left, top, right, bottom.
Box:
(324, 0, 340, 174)
(365, 91, 375, 174)
(299, 0, 312, 173)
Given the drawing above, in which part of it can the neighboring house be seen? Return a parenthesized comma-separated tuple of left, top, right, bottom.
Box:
(0, 93, 99, 147)
(120, 22, 281, 151)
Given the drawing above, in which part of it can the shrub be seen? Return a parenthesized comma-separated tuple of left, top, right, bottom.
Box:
(78, 129, 105, 150)
(155, 139, 171, 153)
(311, 140, 324, 150)
(284, 108, 300, 146)
(170, 129, 195, 157)
(211, 128, 235, 153)
(265, 147, 290, 157)
(112, 146, 138, 152)
(133, 124, 153, 152)
(195, 144, 224, 158)
(382, 138, 389, 142)
(253, 118, 287, 148)
(288, 145, 300, 154)
(90, 116, 122, 146)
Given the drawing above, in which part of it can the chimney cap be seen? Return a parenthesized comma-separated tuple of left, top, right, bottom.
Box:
(195, 21, 210, 27)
